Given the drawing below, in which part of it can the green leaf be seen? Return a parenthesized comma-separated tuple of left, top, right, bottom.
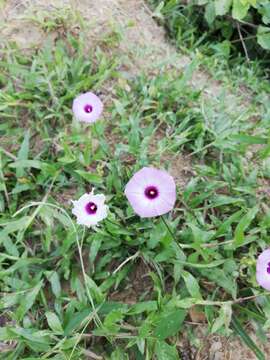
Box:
(215, 0, 232, 15)
(233, 206, 258, 248)
(205, 1, 216, 25)
(0, 216, 31, 235)
(204, 195, 244, 209)
(258, 2, 270, 25)
(89, 235, 102, 263)
(232, 315, 265, 360)
(257, 26, 270, 49)
(111, 348, 129, 360)
(189, 223, 214, 243)
(232, 0, 250, 19)
(129, 301, 158, 315)
(9, 327, 50, 345)
(201, 267, 237, 298)
(0, 257, 47, 276)
(148, 222, 167, 249)
(230, 134, 268, 145)
(75, 170, 103, 184)
(45, 271, 61, 298)
(215, 210, 243, 237)
(155, 341, 179, 360)
(181, 270, 202, 299)
(57, 155, 76, 164)
(154, 309, 186, 340)
(0, 292, 20, 309)
(45, 312, 63, 333)
(9, 160, 44, 169)
(174, 297, 197, 309)
(85, 275, 104, 303)
(99, 302, 128, 315)
(211, 303, 232, 334)
(8, 327, 51, 352)
(16, 130, 30, 177)
(64, 309, 91, 336)
(16, 281, 43, 321)
(98, 310, 125, 334)
(2, 235, 19, 256)
(155, 247, 175, 262)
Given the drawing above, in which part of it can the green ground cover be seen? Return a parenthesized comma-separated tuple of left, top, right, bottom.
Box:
(1, 5, 270, 359)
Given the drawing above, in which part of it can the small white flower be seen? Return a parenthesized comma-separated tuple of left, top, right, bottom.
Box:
(71, 191, 108, 227)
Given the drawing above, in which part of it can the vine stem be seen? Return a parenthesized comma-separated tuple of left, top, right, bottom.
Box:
(112, 251, 140, 274)
(237, 22, 250, 62)
(186, 292, 270, 307)
(161, 215, 184, 250)
(161, 215, 176, 240)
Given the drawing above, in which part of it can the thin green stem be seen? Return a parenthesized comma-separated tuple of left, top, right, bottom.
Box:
(161, 215, 184, 250)
(13, 201, 102, 328)
(161, 215, 177, 241)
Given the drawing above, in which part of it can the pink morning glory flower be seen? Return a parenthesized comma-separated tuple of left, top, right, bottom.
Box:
(72, 92, 103, 123)
(71, 191, 108, 227)
(124, 167, 176, 218)
(256, 249, 270, 291)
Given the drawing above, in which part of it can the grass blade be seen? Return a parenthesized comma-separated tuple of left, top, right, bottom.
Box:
(231, 314, 265, 360)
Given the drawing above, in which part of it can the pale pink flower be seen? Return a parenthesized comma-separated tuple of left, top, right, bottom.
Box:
(256, 249, 270, 291)
(72, 92, 103, 123)
(124, 167, 176, 218)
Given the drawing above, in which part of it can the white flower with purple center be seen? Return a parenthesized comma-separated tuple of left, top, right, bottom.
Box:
(256, 249, 270, 291)
(72, 92, 103, 123)
(71, 191, 108, 227)
(124, 167, 176, 218)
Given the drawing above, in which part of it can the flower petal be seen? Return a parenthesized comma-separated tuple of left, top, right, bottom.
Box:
(125, 167, 176, 218)
(71, 192, 108, 227)
(72, 92, 103, 123)
(256, 249, 270, 291)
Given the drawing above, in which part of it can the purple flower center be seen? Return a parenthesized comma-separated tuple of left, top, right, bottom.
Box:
(267, 262, 270, 274)
(84, 104, 93, 113)
(144, 186, 159, 200)
(85, 202, 97, 215)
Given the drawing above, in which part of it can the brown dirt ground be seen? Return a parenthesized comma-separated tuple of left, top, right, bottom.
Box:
(0, 1, 268, 359)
